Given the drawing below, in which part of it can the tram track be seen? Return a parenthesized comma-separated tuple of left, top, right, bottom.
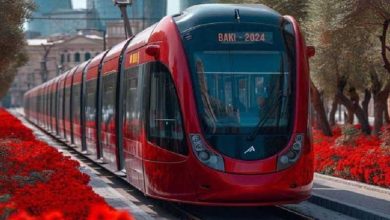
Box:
(171, 203, 314, 220)
(16, 111, 314, 220)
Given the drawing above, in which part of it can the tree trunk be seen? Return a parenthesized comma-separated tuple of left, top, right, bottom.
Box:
(380, 19, 390, 74)
(336, 77, 371, 134)
(385, 100, 390, 123)
(373, 96, 384, 135)
(329, 97, 338, 126)
(337, 91, 371, 134)
(347, 109, 354, 124)
(370, 66, 390, 135)
(373, 90, 389, 135)
(361, 89, 371, 119)
(310, 80, 332, 136)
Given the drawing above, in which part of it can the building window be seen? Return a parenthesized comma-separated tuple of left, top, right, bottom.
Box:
(74, 52, 80, 62)
(61, 54, 65, 64)
(85, 52, 91, 61)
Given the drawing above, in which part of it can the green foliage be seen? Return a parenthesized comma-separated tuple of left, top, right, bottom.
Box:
(336, 124, 360, 146)
(305, 0, 375, 97)
(0, 0, 34, 99)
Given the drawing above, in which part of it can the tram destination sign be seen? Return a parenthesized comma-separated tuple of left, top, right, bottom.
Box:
(217, 32, 273, 44)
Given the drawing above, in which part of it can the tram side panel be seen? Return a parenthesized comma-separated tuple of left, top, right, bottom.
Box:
(45, 83, 51, 130)
(49, 80, 57, 135)
(121, 49, 149, 192)
(57, 74, 67, 139)
(100, 51, 121, 170)
(64, 68, 76, 144)
(81, 51, 110, 160)
(72, 63, 87, 149)
(98, 40, 131, 172)
(42, 84, 48, 129)
(84, 63, 100, 157)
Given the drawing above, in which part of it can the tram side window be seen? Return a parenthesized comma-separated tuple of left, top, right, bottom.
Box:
(86, 79, 97, 122)
(72, 84, 81, 123)
(64, 87, 71, 121)
(147, 63, 187, 155)
(47, 92, 51, 119)
(37, 94, 41, 114)
(40, 94, 43, 115)
(42, 92, 45, 117)
(46, 91, 50, 120)
(58, 87, 64, 121)
(102, 73, 116, 129)
(124, 66, 142, 139)
(51, 89, 56, 119)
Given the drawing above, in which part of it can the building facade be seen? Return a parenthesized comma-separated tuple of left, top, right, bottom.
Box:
(5, 34, 104, 107)
(9, 0, 169, 107)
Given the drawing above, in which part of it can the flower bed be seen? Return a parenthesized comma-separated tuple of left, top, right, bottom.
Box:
(0, 109, 133, 220)
(313, 126, 390, 188)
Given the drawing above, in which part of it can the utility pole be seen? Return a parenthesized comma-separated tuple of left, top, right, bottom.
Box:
(113, 0, 133, 38)
(40, 42, 54, 83)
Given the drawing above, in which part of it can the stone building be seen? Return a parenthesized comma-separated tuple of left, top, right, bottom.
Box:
(5, 34, 104, 107)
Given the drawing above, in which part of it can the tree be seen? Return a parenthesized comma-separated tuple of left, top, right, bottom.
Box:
(0, 0, 34, 99)
(346, 0, 390, 135)
(306, 0, 373, 135)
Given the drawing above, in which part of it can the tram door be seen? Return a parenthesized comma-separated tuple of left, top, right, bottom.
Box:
(122, 65, 145, 191)
(142, 62, 194, 198)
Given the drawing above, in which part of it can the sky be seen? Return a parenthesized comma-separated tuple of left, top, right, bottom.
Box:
(71, 0, 180, 15)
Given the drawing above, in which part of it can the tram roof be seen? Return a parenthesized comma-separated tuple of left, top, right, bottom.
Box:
(174, 4, 283, 33)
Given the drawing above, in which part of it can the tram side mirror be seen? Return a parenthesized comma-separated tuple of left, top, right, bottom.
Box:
(306, 46, 315, 58)
(146, 45, 160, 59)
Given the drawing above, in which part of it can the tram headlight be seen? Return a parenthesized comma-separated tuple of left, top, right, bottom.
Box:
(277, 134, 304, 171)
(190, 134, 225, 172)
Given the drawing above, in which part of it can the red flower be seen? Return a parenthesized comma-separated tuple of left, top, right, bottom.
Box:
(313, 125, 390, 187)
(0, 109, 134, 220)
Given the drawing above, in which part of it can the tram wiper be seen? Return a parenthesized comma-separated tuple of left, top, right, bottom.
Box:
(246, 92, 283, 141)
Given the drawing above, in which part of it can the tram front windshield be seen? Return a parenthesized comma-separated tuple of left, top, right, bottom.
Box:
(182, 22, 296, 160)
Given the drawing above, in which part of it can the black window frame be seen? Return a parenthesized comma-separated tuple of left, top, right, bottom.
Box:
(123, 65, 143, 140)
(146, 62, 188, 156)
(72, 83, 82, 125)
(64, 86, 71, 121)
(101, 72, 117, 132)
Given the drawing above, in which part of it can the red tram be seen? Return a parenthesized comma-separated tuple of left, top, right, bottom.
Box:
(23, 4, 314, 205)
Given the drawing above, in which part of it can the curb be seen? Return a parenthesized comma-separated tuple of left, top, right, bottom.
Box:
(314, 173, 390, 196)
(309, 193, 390, 220)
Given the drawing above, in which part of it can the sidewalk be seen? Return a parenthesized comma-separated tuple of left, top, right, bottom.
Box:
(311, 173, 390, 220)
